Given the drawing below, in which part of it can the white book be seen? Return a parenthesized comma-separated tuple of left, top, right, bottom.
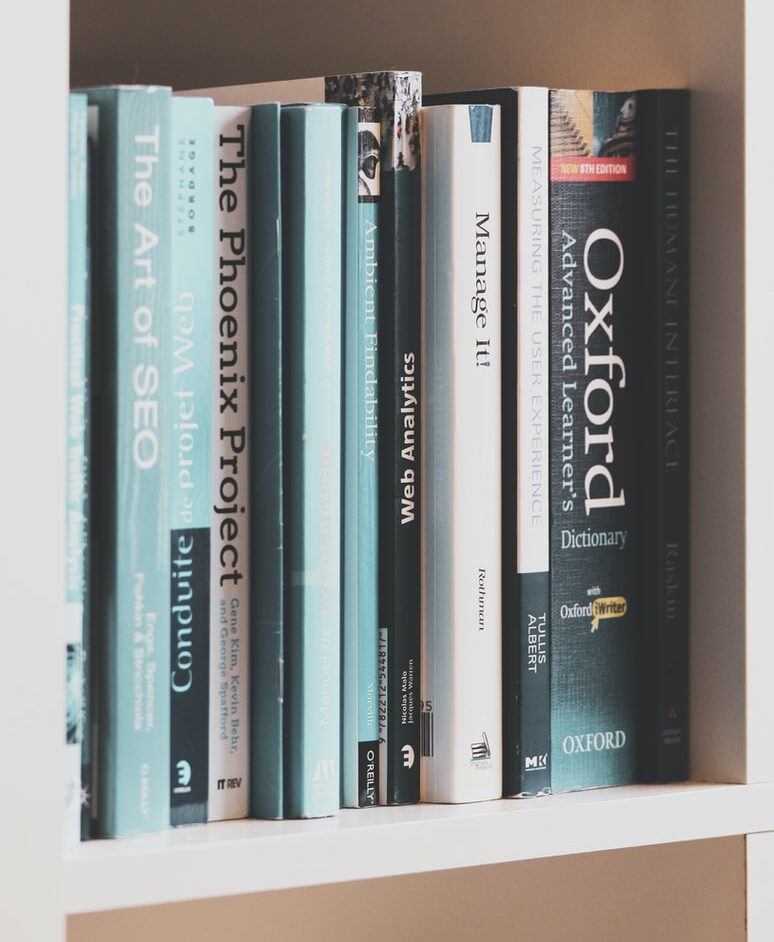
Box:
(209, 106, 250, 820)
(420, 103, 502, 803)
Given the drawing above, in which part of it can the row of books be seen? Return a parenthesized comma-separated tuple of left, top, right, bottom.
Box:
(64, 71, 689, 842)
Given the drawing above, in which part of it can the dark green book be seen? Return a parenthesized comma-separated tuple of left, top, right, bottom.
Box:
(549, 90, 639, 792)
(326, 72, 422, 805)
(249, 102, 285, 819)
(636, 89, 690, 783)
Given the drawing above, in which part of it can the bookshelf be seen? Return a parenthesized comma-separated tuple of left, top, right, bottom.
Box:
(2, 0, 771, 938)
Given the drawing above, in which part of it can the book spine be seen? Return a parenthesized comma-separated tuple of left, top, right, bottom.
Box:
(65, 93, 90, 843)
(281, 104, 343, 818)
(342, 107, 381, 808)
(209, 106, 250, 820)
(168, 97, 214, 826)
(548, 90, 639, 793)
(421, 104, 502, 803)
(514, 87, 551, 796)
(637, 90, 689, 783)
(87, 85, 171, 836)
(248, 103, 285, 820)
(326, 71, 422, 804)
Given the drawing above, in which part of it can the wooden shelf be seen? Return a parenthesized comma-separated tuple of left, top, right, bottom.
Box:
(67, 781, 774, 914)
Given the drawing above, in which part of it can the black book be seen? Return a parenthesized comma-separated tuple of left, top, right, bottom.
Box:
(637, 89, 690, 783)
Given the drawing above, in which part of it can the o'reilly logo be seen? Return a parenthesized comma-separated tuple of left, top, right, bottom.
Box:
(562, 730, 626, 754)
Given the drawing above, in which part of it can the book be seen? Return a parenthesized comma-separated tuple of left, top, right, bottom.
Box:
(426, 86, 551, 797)
(326, 72, 422, 806)
(341, 106, 381, 808)
(548, 89, 639, 792)
(65, 92, 90, 843)
(85, 84, 172, 836)
(281, 103, 343, 818)
(184, 72, 423, 805)
(636, 89, 690, 783)
(420, 103, 502, 803)
(248, 102, 285, 820)
(209, 105, 250, 820)
(168, 96, 215, 826)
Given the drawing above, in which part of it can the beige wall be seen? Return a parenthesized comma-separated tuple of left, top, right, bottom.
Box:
(69, 836, 745, 942)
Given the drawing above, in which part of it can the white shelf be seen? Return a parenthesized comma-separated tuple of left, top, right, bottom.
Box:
(67, 781, 774, 914)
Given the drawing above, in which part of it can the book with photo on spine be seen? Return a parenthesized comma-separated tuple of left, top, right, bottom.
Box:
(65, 92, 91, 843)
(168, 96, 215, 826)
(209, 105, 250, 820)
(281, 103, 343, 818)
(549, 89, 639, 793)
(425, 86, 551, 798)
(85, 84, 172, 837)
(420, 102, 502, 803)
(636, 89, 689, 784)
(341, 105, 381, 808)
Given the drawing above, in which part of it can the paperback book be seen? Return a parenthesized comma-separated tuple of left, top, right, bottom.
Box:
(420, 102, 503, 803)
(65, 92, 90, 843)
(86, 84, 172, 836)
(549, 89, 639, 792)
(168, 96, 215, 826)
(210, 105, 251, 820)
(281, 103, 343, 818)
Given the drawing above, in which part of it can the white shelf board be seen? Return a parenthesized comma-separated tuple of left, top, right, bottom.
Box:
(67, 781, 774, 913)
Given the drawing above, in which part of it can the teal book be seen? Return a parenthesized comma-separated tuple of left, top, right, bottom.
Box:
(168, 96, 214, 826)
(341, 107, 380, 808)
(65, 93, 90, 843)
(326, 72, 422, 806)
(85, 85, 172, 836)
(249, 102, 284, 820)
(548, 90, 639, 792)
(281, 103, 343, 818)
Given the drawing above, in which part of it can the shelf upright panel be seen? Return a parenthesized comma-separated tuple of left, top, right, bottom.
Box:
(745, 0, 774, 788)
(0, 1, 68, 939)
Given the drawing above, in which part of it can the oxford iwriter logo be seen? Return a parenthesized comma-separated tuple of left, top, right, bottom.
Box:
(587, 585, 627, 633)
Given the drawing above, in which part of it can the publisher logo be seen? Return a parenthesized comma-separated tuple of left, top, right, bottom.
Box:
(471, 732, 492, 763)
(312, 759, 336, 783)
(173, 759, 192, 795)
(524, 753, 548, 772)
(562, 730, 626, 754)
(401, 744, 415, 769)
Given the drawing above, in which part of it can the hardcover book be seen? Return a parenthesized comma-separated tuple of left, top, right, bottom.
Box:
(281, 103, 343, 818)
(248, 102, 285, 820)
(85, 84, 172, 836)
(341, 106, 381, 808)
(210, 105, 250, 820)
(420, 103, 502, 803)
(427, 85, 551, 798)
(636, 89, 690, 783)
(549, 89, 639, 792)
(168, 96, 215, 826)
(65, 92, 90, 843)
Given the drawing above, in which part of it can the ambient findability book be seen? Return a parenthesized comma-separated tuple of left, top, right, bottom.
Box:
(248, 102, 285, 820)
(549, 89, 639, 792)
(420, 103, 502, 803)
(636, 89, 689, 783)
(168, 96, 215, 826)
(210, 106, 250, 820)
(326, 72, 422, 806)
(281, 103, 343, 818)
(425, 86, 551, 798)
(85, 84, 172, 837)
(65, 92, 90, 843)
(341, 106, 381, 808)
